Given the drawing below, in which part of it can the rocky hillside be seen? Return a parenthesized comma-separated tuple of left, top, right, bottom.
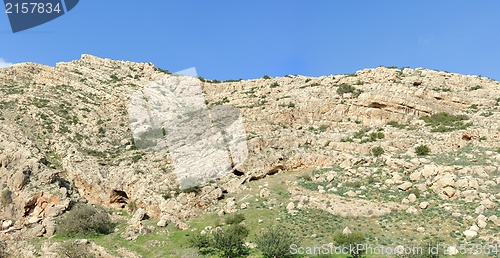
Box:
(0, 55, 499, 257)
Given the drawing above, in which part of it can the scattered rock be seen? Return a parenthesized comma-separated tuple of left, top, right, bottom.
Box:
(410, 171, 422, 181)
(398, 182, 413, 191)
(463, 230, 477, 239)
(421, 165, 438, 179)
(345, 190, 357, 197)
(408, 194, 417, 203)
(406, 206, 418, 214)
(42, 218, 56, 236)
(130, 208, 146, 225)
(477, 218, 487, 229)
(224, 198, 237, 213)
(157, 219, 168, 227)
(488, 215, 500, 226)
(419, 202, 430, 209)
(442, 187, 456, 198)
(259, 188, 270, 198)
(1, 220, 13, 229)
(28, 216, 41, 224)
(176, 221, 189, 230)
(480, 199, 497, 209)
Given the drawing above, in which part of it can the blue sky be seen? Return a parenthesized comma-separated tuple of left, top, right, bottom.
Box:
(1, 1, 499, 80)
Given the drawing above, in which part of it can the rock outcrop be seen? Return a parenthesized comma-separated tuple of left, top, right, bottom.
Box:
(1, 56, 499, 256)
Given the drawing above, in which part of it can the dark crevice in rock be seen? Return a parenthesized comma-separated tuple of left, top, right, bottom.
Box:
(232, 169, 244, 176)
(109, 189, 129, 208)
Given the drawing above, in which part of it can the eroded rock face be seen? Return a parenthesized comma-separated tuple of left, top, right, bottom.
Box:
(1, 55, 500, 254)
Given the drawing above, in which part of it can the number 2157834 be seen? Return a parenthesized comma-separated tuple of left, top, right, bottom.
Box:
(5, 2, 61, 14)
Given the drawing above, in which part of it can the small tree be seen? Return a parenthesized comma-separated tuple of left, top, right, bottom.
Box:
(190, 224, 249, 257)
(212, 224, 249, 257)
(189, 232, 217, 255)
(56, 203, 114, 237)
(255, 225, 295, 258)
(333, 231, 366, 258)
(415, 145, 431, 156)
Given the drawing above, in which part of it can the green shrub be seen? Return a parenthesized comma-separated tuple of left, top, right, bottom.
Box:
(344, 181, 362, 188)
(56, 203, 114, 237)
(333, 231, 366, 258)
(480, 111, 493, 117)
(415, 145, 431, 156)
(181, 185, 202, 195)
(421, 112, 471, 132)
(319, 124, 329, 132)
(431, 87, 451, 92)
(387, 120, 407, 129)
(496, 147, 500, 154)
(469, 104, 478, 110)
(110, 74, 121, 82)
(213, 224, 249, 257)
(224, 79, 243, 83)
(131, 154, 143, 163)
(57, 241, 94, 258)
(371, 146, 384, 157)
(225, 213, 245, 225)
(337, 84, 363, 97)
(190, 224, 250, 257)
(340, 137, 354, 142)
(154, 67, 172, 74)
(279, 102, 295, 108)
(299, 174, 312, 181)
(270, 82, 280, 88)
(353, 127, 370, 139)
(469, 85, 482, 91)
(189, 233, 215, 255)
(263, 75, 271, 80)
(370, 132, 384, 141)
(255, 225, 295, 258)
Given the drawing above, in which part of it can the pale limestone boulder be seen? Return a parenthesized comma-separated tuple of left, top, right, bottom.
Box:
(419, 202, 430, 209)
(463, 230, 477, 239)
(398, 182, 413, 191)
